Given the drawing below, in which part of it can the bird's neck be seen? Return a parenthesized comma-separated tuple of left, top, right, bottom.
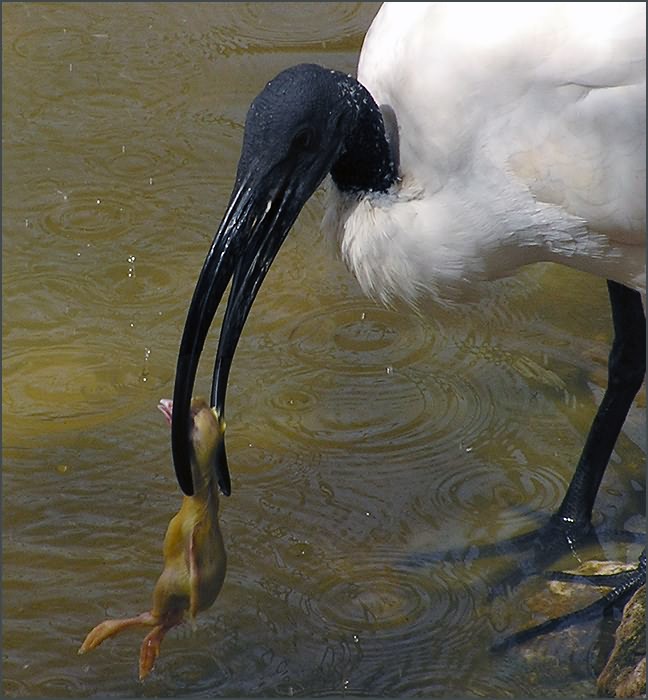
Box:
(331, 78, 398, 194)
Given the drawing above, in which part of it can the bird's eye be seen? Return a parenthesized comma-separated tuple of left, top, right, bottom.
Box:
(292, 127, 316, 152)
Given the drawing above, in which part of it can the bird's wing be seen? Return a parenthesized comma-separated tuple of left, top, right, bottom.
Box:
(359, 3, 646, 246)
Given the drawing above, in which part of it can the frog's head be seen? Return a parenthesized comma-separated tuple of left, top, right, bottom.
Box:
(158, 397, 225, 494)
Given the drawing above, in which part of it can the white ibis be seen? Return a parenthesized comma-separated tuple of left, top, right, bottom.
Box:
(171, 2, 645, 600)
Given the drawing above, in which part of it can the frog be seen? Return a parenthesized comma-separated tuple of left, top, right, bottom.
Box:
(78, 398, 227, 680)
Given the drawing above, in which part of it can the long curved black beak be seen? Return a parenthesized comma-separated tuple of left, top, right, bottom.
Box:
(171, 168, 308, 496)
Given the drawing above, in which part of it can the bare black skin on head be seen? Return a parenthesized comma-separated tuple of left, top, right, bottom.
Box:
(172, 64, 397, 496)
(237, 64, 396, 194)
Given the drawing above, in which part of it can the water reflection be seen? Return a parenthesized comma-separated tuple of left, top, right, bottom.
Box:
(3, 2, 644, 698)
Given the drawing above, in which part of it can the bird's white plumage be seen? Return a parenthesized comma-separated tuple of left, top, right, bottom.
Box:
(323, 2, 646, 308)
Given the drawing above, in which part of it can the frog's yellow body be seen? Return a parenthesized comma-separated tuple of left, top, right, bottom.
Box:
(78, 398, 227, 680)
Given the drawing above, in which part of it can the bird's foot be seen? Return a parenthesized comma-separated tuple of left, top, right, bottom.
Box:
(484, 514, 598, 600)
(485, 517, 644, 601)
(491, 550, 646, 651)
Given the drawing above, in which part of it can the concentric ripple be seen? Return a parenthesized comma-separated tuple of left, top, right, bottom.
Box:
(187, 3, 376, 56)
(38, 185, 144, 243)
(306, 549, 482, 685)
(82, 135, 191, 183)
(286, 301, 437, 373)
(314, 567, 429, 635)
(259, 356, 500, 473)
(424, 461, 567, 536)
(266, 367, 428, 456)
(12, 26, 88, 63)
(3, 343, 155, 441)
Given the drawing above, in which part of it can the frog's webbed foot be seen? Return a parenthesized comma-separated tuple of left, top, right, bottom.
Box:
(139, 624, 166, 680)
(138, 610, 185, 680)
(78, 611, 156, 654)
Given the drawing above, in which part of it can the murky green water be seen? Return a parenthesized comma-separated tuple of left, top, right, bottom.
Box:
(3, 3, 645, 697)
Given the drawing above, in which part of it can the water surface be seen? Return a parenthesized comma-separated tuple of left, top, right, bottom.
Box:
(3, 3, 645, 697)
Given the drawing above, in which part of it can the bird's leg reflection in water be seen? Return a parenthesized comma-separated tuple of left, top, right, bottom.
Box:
(78, 398, 227, 680)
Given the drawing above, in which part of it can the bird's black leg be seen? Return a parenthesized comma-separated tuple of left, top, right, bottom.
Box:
(551, 280, 645, 535)
(486, 280, 646, 590)
(478, 281, 646, 650)
(405, 281, 645, 593)
(486, 283, 645, 648)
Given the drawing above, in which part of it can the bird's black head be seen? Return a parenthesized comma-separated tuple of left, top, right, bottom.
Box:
(171, 63, 397, 496)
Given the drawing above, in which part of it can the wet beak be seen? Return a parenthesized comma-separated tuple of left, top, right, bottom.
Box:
(171, 171, 306, 496)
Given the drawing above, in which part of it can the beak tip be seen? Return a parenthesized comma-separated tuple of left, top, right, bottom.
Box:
(215, 435, 232, 497)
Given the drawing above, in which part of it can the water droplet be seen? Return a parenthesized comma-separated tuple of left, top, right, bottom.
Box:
(386, 366, 393, 375)
(352, 634, 359, 643)
(56, 464, 69, 475)
(96, 199, 101, 205)
(127, 255, 136, 263)
(121, 145, 126, 154)
(149, 177, 153, 185)
(360, 312, 366, 320)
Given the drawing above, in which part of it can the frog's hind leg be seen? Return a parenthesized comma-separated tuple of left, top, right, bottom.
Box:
(78, 612, 157, 654)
